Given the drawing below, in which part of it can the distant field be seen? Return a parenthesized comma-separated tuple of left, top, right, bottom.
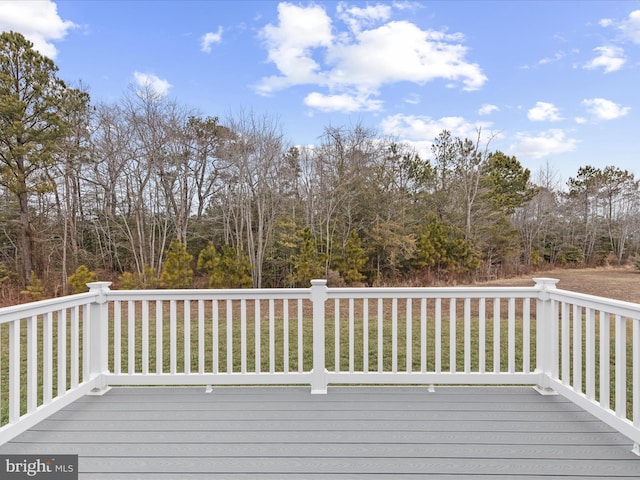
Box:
(475, 266, 640, 304)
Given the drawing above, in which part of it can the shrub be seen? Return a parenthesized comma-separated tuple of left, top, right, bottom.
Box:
(161, 240, 193, 288)
(20, 272, 46, 301)
(118, 271, 139, 289)
(68, 265, 97, 293)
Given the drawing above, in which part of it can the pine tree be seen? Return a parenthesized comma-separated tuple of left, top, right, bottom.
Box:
(217, 245, 253, 288)
(416, 213, 480, 275)
(68, 265, 96, 293)
(289, 227, 325, 287)
(197, 242, 219, 276)
(20, 271, 46, 300)
(197, 243, 252, 288)
(0, 31, 85, 285)
(334, 230, 367, 285)
(160, 240, 193, 288)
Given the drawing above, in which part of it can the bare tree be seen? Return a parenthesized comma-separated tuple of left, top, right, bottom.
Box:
(215, 110, 289, 287)
(51, 85, 92, 291)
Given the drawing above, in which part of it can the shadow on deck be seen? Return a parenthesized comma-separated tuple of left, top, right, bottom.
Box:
(1, 386, 639, 479)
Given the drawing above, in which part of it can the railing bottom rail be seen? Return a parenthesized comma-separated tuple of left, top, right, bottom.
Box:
(0, 379, 99, 445)
(326, 372, 541, 388)
(103, 372, 314, 387)
(101, 371, 542, 392)
(549, 378, 640, 449)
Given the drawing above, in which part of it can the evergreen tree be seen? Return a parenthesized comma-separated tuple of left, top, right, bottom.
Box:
(68, 265, 96, 293)
(477, 152, 537, 271)
(197, 243, 252, 288)
(334, 230, 367, 285)
(160, 240, 193, 288)
(118, 265, 162, 290)
(415, 213, 480, 276)
(482, 151, 537, 215)
(216, 245, 253, 288)
(289, 227, 325, 287)
(20, 271, 46, 300)
(197, 242, 219, 277)
(266, 217, 300, 287)
(0, 31, 84, 285)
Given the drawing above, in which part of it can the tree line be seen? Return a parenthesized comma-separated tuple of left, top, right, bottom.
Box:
(1, 31, 639, 299)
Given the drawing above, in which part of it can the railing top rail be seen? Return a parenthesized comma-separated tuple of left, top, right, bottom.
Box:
(104, 285, 543, 302)
(550, 288, 640, 318)
(0, 291, 98, 325)
(3, 280, 639, 323)
(326, 285, 541, 299)
(105, 288, 312, 302)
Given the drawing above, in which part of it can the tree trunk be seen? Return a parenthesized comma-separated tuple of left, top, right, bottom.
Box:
(18, 188, 33, 284)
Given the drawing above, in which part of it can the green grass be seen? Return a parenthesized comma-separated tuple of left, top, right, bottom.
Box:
(0, 314, 85, 426)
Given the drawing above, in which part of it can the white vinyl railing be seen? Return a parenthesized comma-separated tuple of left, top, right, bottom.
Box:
(540, 284, 640, 455)
(1, 278, 638, 453)
(0, 290, 102, 445)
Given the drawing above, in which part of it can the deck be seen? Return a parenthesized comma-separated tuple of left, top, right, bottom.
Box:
(1, 386, 639, 479)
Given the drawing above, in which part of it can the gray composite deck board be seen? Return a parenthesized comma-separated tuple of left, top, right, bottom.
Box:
(1, 386, 639, 479)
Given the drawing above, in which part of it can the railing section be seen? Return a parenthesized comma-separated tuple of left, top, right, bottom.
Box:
(1, 278, 638, 452)
(103, 287, 314, 387)
(322, 284, 540, 387)
(543, 287, 640, 450)
(0, 291, 101, 444)
(100, 282, 541, 391)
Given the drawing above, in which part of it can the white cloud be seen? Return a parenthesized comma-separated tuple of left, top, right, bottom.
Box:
(521, 51, 568, 70)
(0, 0, 76, 59)
(404, 93, 421, 105)
(538, 51, 566, 65)
(304, 91, 383, 112)
(538, 49, 578, 65)
(379, 113, 494, 157)
(257, 3, 486, 111)
(528, 102, 562, 122)
(478, 103, 499, 115)
(337, 3, 392, 33)
(257, 2, 333, 94)
(509, 129, 578, 159)
(582, 98, 630, 120)
(392, 1, 424, 12)
(327, 22, 486, 91)
(133, 72, 172, 97)
(201, 27, 223, 53)
(619, 10, 640, 44)
(599, 18, 614, 28)
(584, 46, 625, 73)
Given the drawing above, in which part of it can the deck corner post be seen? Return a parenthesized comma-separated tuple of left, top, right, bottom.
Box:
(87, 281, 112, 395)
(533, 278, 559, 395)
(310, 279, 328, 394)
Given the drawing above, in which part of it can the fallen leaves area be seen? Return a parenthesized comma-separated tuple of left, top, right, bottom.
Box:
(475, 266, 640, 304)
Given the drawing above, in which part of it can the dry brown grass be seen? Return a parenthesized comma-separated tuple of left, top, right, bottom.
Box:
(472, 266, 640, 304)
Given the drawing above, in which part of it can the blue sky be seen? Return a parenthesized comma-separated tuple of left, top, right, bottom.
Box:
(2, 1, 639, 183)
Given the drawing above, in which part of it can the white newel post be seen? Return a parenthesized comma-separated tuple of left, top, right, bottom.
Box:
(310, 279, 328, 394)
(534, 277, 559, 395)
(87, 281, 112, 395)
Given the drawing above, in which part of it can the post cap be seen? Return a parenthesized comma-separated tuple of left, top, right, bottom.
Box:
(86, 281, 112, 292)
(532, 278, 559, 288)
